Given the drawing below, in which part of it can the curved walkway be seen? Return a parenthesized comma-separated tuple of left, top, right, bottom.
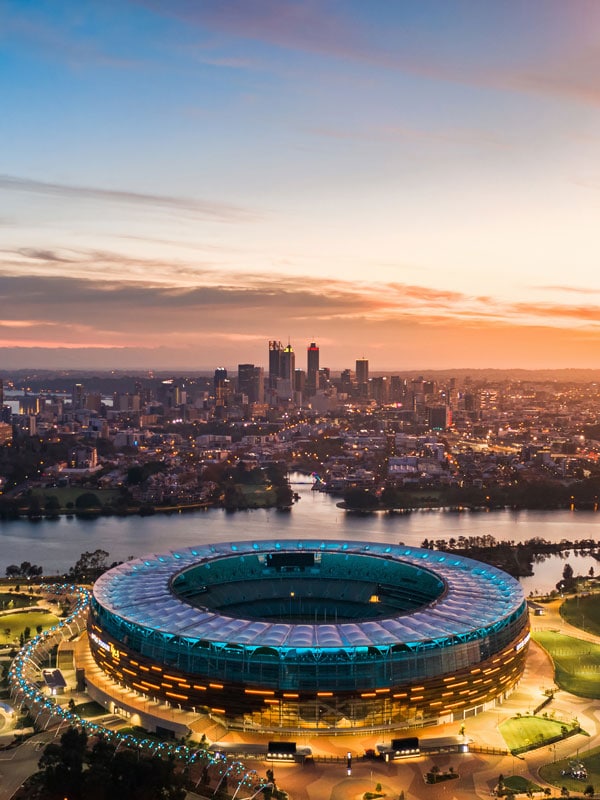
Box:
(6, 588, 600, 800)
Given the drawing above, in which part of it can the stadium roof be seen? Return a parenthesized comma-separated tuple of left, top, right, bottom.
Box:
(92, 540, 525, 650)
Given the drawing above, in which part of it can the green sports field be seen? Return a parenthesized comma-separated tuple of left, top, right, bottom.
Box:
(499, 716, 579, 754)
(560, 594, 600, 637)
(539, 746, 600, 793)
(533, 630, 600, 699)
(502, 776, 542, 794)
(0, 609, 60, 644)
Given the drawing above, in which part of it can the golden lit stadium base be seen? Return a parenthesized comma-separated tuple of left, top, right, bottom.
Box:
(80, 540, 531, 739)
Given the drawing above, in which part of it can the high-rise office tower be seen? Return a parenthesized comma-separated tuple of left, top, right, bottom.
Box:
(306, 341, 319, 396)
(281, 343, 295, 384)
(370, 376, 389, 404)
(355, 358, 369, 385)
(294, 369, 306, 395)
(340, 369, 353, 394)
(269, 341, 284, 389)
(238, 364, 264, 404)
(72, 382, 85, 410)
(356, 358, 369, 398)
(214, 368, 230, 406)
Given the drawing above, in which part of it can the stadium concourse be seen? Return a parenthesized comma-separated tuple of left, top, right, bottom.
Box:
(82, 539, 530, 737)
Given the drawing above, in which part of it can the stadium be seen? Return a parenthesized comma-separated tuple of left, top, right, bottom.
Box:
(88, 539, 530, 733)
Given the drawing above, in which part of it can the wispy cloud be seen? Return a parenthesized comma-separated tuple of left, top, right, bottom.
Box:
(1, 260, 598, 337)
(0, 175, 258, 222)
(512, 302, 600, 324)
(309, 124, 510, 150)
(1, 10, 142, 69)
(538, 284, 600, 296)
(135, 0, 600, 108)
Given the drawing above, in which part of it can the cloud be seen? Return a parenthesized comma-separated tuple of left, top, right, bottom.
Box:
(1, 8, 143, 70)
(512, 302, 600, 324)
(136, 0, 360, 58)
(0, 175, 257, 222)
(134, 0, 600, 109)
(308, 125, 510, 150)
(3, 246, 600, 367)
(538, 285, 600, 296)
(15, 248, 78, 264)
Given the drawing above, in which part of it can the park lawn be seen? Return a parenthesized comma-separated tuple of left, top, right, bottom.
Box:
(393, 490, 445, 507)
(502, 776, 542, 793)
(539, 746, 600, 793)
(73, 701, 106, 718)
(499, 716, 577, 753)
(238, 483, 275, 506)
(0, 592, 39, 610)
(561, 595, 600, 637)
(533, 630, 600, 699)
(29, 486, 124, 510)
(0, 609, 60, 644)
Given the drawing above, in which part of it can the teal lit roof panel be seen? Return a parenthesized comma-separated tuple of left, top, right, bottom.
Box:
(92, 540, 525, 650)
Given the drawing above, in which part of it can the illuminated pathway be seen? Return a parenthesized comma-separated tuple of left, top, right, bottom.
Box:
(6, 585, 258, 798)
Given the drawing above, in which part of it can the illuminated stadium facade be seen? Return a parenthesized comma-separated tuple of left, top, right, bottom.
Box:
(88, 540, 530, 733)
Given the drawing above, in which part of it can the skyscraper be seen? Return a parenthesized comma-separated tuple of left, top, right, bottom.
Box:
(238, 364, 264, 404)
(268, 341, 283, 390)
(214, 368, 230, 406)
(281, 343, 295, 385)
(355, 358, 369, 384)
(356, 358, 369, 398)
(306, 341, 319, 396)
(72, 382, 84, 410)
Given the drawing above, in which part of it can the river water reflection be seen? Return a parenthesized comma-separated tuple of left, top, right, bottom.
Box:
(0, 474, 598, 593)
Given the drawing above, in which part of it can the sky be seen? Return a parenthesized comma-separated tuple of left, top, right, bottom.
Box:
(2, 0, 600, 372)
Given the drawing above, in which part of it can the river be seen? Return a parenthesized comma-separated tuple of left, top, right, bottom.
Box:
(0, 474, 598, 593)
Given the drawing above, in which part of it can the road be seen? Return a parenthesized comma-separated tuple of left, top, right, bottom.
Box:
(0, 733, 53, 800)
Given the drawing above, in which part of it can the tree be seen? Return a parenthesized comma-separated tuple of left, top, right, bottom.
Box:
(38, 726, 88, 799)
(45, 495, 61, 516)
(36, 728, 186, 800)
(69, 549, 110, 582)
(584, 786, 594, 798)
(27, 495, 42, 519)
(343, 488, 379, 511)
(275, 484, 294, 509)
(75, 492, 101, 512)
(559, 563, 575, 591)
(5, 562, 42, 579)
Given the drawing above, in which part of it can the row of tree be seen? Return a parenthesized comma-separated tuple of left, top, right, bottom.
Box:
(33, 727, 186, 800)
(5, 561, 43, 579)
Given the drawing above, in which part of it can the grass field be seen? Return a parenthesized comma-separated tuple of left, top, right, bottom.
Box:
(238, 483, 274, 505)
(539, 746, 600, 793)
(561, 594, 600, 637)
(0, 592, 38, 611)
(533, 630, 600, 699)
(502, 776, 542, 793)
(73, 701, 107, 718)
(499, 716, 579, 753)
(0, 609, 60, 644)
(29, 486, 124, 510)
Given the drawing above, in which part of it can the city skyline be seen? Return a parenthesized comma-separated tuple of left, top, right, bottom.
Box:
(3, 1, 600, 370)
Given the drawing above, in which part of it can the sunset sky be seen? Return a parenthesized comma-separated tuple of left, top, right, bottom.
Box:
(2, 0, 600, 371)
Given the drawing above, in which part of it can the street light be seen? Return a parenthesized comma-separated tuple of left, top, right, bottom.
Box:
(212, 763, 234, 797)
(232, 770, 257, 800)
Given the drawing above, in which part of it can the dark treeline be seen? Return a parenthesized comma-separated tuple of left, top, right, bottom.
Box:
(419, 536, 600, 580)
